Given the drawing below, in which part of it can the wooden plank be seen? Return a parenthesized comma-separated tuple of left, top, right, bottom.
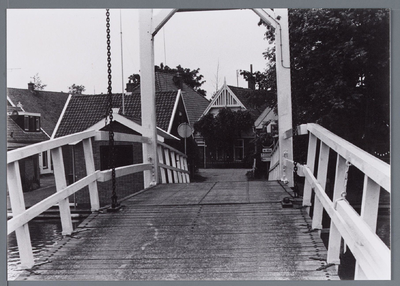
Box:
(327, 154, 346, 264)
(169, 151, 179, 183)
(179, 156, 187, 183)
(182, 157, 190, 183)
(94, 131, 150, 144)
(7, 130, 96, 163)
(7, 161, 34, 268)
(312, 142, 329, 231)
(98, 163, 152, 182)
(163, 148, 174, 183)
(51, 147, 73, 235)
(157, 146, 167, 184)
(83, 138, 100, 211)
(303, 133, 317, 211)
(355, 175, 382, 279)
(157, 141, 187, 158)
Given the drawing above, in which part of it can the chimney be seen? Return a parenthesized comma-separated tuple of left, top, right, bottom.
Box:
(173, 71, 183, 89)
(125, 79, 136, 93)
(248, 64, 255, 90)
(28, 82, 35, 92)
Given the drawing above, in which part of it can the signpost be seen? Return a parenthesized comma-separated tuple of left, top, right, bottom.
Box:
(177, 123, 193, 155)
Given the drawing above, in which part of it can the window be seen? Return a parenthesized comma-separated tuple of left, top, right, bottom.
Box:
(234, 139, 244, 161)
(100, 145, 134, 171)
(22, 115, 40, 132)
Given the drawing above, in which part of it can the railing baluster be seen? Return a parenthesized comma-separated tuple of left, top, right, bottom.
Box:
(303, 133, 317, 212)
(83, 138, 100, 211)
(7, 161, 35, 268)
(51, 147, 73, 235)
(163, 148, 173, 183)
(182, 157, 190, 183)
(312, 141, 329, 232)
(354, 175, 381, 279)
(179, 156, 187, 183)
(175, 154, 183, 183)
(157, 145, 167, 184)
(170, 151, 179, 183)
(327, 154, 346, 264)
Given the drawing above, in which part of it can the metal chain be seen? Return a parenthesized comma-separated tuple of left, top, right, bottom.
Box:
(106, 9, 118, 209)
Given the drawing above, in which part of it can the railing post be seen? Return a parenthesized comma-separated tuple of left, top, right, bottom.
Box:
(312, 142, 330, 232)
(51, 147, 73, 235)
(182, 156, 190, 183)
(327, 154, 347, 264)
(163, 148, 173, 183)
(179, 156, 187, 183)
(7, 161, 35, 268)
(354, 175, 381, 279)
(175, 154, 183, 183)
(170, 151, 179, 183)
(157, 145, 167, 184)
(83, 138, 100, 211)
(303, 133, 317, 213)
(140, 9, 159, 188)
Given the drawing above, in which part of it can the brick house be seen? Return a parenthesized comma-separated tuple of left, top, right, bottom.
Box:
(52, 91, 190, 209)
(198, 80, 274, 168)
(7, 83, 70, 175)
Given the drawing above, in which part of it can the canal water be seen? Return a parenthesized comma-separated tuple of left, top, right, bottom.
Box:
(7, 219, 83, 280)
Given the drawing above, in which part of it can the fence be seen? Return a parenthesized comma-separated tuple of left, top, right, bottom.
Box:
(7, 130, 189, 269)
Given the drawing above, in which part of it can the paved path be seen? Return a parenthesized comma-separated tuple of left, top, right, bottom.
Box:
(16, 174, 339, 281)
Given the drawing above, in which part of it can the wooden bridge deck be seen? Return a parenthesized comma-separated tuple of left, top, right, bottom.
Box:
(17, 178, 340, 281)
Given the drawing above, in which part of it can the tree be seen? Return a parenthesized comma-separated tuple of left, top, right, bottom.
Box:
(194, 108, 254, 153)
(30, 73, 46, 90)
(155, 63, 207, 96)
(258, 9, 390, 157)
(68, 84, 86, 94)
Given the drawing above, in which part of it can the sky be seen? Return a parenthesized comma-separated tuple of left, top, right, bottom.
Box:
(7, 9, 272, 99)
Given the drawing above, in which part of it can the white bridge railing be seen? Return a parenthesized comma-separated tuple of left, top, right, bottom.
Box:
(284, 123, 390, 280)
(7, 130, 190, 269)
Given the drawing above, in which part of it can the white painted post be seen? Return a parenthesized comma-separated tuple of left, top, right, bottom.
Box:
(139, 9, 159, 188)
(312, 142, 330, 232)
(51, 147, 73, 235)
(179, 156, 187, 183)
(303, 133, 317, 212)
(175, 154, 183, 183)
(157, 145, 167, 184)
(354, 175, 382, 279)
(164, 148, 173, 183)
(182, 156, 190, 183)
(170, 151, 179, 183)
(327, 154, 346, 264)
(7, 161, 35, 268)
(275, 9, 294, 187)
(83, 138, 100, 211)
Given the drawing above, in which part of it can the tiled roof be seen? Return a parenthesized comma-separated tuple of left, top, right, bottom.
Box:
(54, 91, 179, 138)
(7, 88, 70, 136)
(131, 71, 210, 126)
(227, 86, 272, 120)
(7, 117, 49, 148)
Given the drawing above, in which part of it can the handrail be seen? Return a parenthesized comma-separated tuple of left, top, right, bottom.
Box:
(298, 123, 390, 192)
(7, 130, 97, 164)
(289, 123, 391, 280)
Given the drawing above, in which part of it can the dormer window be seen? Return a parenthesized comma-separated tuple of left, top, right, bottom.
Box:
(23, 115, 40, 132)
(9, 111, 41, 132)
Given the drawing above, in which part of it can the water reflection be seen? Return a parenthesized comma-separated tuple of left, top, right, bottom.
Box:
(7, 219, 83, 280)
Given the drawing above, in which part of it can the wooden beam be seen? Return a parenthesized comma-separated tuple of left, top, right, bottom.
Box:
(152, 9, 178, 36)
(139, 9, 159, 188)
(98, 163, 153, 182)
(83, 138, 100, 211)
